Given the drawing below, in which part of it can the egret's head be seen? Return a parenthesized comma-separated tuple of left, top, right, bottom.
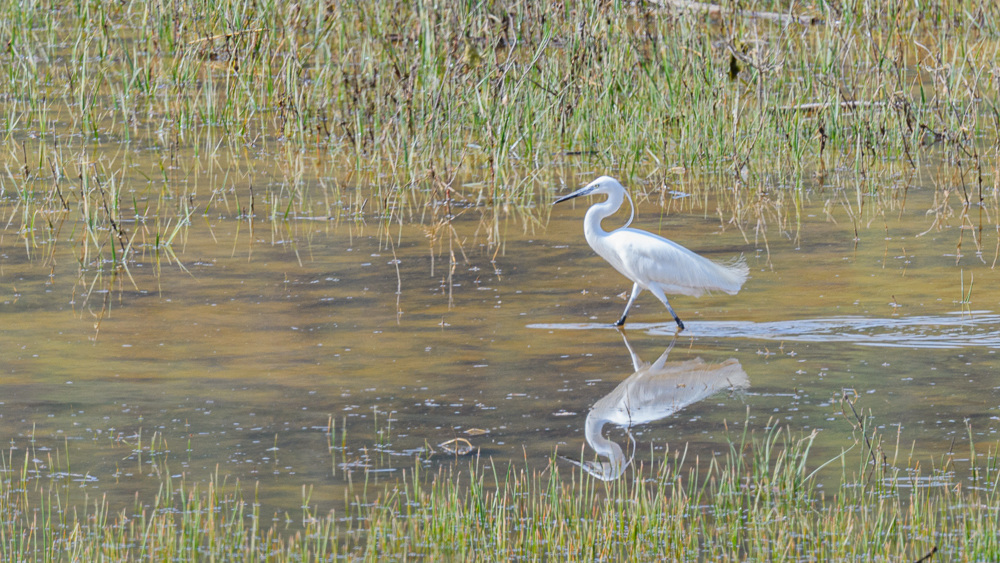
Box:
(554, 175, 626, 204)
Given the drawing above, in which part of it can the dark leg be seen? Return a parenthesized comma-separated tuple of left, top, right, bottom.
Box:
(649, 285, 685, 332)
(614, 283, 642, 327)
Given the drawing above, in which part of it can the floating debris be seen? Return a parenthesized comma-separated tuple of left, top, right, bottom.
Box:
(438, 438, 475, 456)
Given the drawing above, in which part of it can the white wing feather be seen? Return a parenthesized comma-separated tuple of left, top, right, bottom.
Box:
(594, 228, 748, 297)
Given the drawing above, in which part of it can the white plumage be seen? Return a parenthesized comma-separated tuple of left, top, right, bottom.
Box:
(555, 176, 748, 330)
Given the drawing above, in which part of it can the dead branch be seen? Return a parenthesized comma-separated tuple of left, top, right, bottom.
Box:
(658, 0, 823, 26)
(773, 100, 885, 114)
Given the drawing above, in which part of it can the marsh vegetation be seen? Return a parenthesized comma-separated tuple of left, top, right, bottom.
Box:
(2, 0, 1000, 559)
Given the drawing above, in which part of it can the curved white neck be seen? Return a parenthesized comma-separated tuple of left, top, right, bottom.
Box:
(583, 190, 625, 243)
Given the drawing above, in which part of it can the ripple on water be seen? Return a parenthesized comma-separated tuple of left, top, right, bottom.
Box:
(529, 311, 1000, 349)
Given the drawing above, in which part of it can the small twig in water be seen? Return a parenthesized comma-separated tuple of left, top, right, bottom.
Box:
(841, 391, 885, 482)
(913, 545, 937, 563)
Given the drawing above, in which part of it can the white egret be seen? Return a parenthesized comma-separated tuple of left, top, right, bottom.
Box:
(555, 176, 748, 330)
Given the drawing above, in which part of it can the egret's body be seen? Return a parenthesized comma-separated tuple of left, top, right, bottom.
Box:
(555, 176, 748, 329)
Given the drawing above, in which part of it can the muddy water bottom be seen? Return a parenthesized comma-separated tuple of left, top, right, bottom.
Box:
(3, 191, 1000, 515)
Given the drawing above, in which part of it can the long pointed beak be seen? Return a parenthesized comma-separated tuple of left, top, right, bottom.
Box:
(554, 185, 596, 204)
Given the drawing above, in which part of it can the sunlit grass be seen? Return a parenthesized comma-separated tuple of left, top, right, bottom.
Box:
(2, 410, 999, 560)
(1, 0, 998, 261)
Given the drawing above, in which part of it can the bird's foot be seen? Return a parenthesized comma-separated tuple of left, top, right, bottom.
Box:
(613, 316, 627, 327)
(674, 318, 686, 332)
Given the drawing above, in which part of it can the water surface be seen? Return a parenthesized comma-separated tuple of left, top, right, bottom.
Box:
(3, 165, 1000, 516)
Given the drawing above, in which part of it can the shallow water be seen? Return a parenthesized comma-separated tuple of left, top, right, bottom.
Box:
(2, 163, 1000, 516)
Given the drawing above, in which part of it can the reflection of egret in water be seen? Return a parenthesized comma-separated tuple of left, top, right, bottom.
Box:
(563, 331, 749, 480)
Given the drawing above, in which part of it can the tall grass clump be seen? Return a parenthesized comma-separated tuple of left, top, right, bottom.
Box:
(2, 0, 1000, 300)
(3, 415, 1000, 560)
(1, 0, 999, 203)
